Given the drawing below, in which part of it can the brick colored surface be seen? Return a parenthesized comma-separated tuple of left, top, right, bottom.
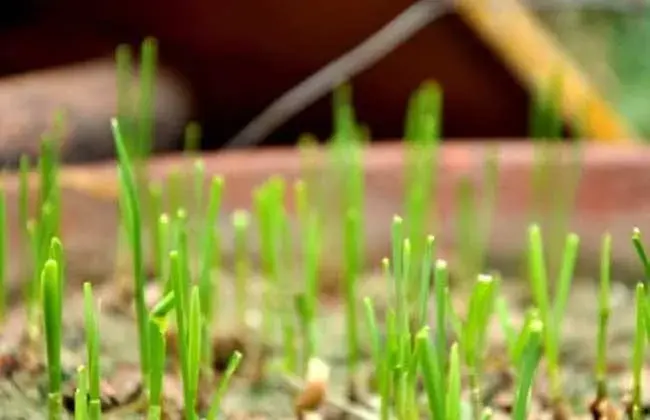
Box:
(3, 141, 649, 306)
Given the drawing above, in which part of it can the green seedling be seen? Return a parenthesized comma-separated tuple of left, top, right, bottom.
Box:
(455, 177, 480, 282)
(192, 159, 205, 216)
(206, 350, 243, 420)
(42, 259, 62, 420)
(166, 168, 184, 217)
(232, 210, 250, 329)
(183, 121, 202, 154)
(416, 235, 435, 330)
(344, 208, 361, 377)
(434, 259, 449, 370)
(596, 233, 612, 399)
(83, 282, 102, 420)
(137, 37, 157, 160)
(18, 154, 30, 233)
(38, 136, 61, 234)
(297, 210, 321, 373)
(156, 213, 171, 289)
(254, 178, 280, 344)
(148, 182, 164, 277)
(527, 224, 580, 402)
(0, 182, 6, 321)
(170, 249, 202, 419)
(404, 81, 441, 267)
(187, 286, 202, 420)
(446, 342, 462, 420)
(112, 117, 150, 388)
(74, 365, 89, 420)
(362, 297, 381, 379)
(148, 299, 172, 419)
(632, 227, 650, 282)
(173, 209, 191, 310)
(632, 283, 646, 417)
(390, 216, 409, 339)
(512, 318, 544, 420)
(198, 176, 224, 367)
(418, 327, 446, 420)
(454, 151, 499, 286)
(459, 274, 497, 419)
(529, 71, 564, 140)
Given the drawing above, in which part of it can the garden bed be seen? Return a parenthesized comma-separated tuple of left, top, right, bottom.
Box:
(1, 137, 650, 419)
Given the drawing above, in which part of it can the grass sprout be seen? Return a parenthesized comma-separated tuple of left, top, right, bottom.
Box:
(206, 351, 243, 420)
(460, 274, 497, 419)
(42, 258, 62, 420)
(74, 365, 89, 420)
(0, 182, 6, 321)
(83, 282, 102, 420)
(596, 232, 612, 399)
(112, 117, 149, 387)
(512, 319, 544, 420)
(527, 224, 580, 402)
(632, 283, 646, 416)
(232, 210, 250, 329)
(199, 176, 224, 367)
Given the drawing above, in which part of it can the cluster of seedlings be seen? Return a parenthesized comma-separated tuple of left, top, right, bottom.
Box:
(0, 38, 648, 420)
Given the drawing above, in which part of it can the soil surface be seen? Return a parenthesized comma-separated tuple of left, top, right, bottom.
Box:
(0, 259, 645, 419)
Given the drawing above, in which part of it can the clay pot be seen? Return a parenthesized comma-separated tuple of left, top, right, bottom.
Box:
(1, 141, 648, 307)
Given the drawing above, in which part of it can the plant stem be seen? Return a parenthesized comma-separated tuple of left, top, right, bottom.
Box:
(596, 233, 611, 399)
(111, 118, 150, 388)
(207, 351, 243, 420)
(42, 259, 62, 420)
(344, 208, 360, 377)
(83, 282, 102, 420)
(232, 210, 250, 329)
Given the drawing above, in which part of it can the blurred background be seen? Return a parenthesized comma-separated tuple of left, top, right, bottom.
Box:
(0, 0, 646, 161)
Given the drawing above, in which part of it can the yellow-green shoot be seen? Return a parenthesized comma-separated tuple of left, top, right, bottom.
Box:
(253, 178, 281, 346)
(198, 176, 224, 369)
(529, 71, 564, 140)
(596, 233, 612, 399)
(206, 351, 243, 420)
(0, 183, 6, 321)
(459, 274, 497, 418)
(147, 182, 164, 278)
(169, 248, 202, 420)
(42, 258, 62, 420)
(136, 37, 158, 160)
(183, 121, 202, 154)
(343, 208, 361, 378)
(148, 297, 170, 420)
(111, 118, 150, 389)
(296, 209, 322, 374)
(74, 365, 89, 420)
(632, 283, 646, 418)
(527, 224, 580, 402)
(232, 210, 250, 329)
(83, 282, 102, 420)
(632, 227, 650, 282)
(512, 318, 544, 420)
(403, 81, 441, 275)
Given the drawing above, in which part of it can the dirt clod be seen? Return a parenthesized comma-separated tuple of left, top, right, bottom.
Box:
(0, 353, 20, 377)
(213, 334, 248, 374)
(589, 397, 621, 420)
